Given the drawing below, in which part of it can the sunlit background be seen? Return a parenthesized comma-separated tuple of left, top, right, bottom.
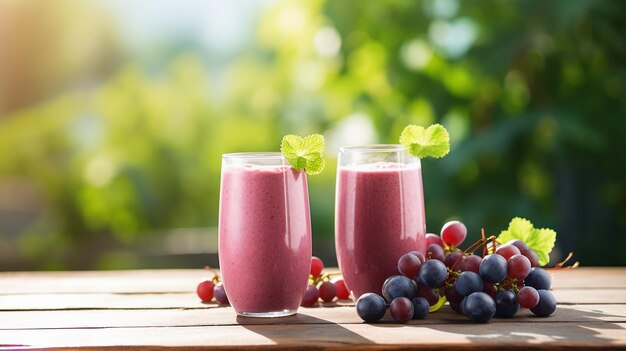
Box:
(1, 0, 625, 270)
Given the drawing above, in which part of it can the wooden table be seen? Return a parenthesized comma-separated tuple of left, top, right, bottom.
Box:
(1, 267, 625, 350)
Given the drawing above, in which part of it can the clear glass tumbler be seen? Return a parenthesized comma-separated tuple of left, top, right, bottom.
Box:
(218, 153, 312, 317)
(335, 145, 426, 299)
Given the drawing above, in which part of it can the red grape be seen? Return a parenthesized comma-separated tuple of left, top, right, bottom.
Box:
(214, 283, 229, 305)
(410, 250, 426, 263)
(425, 233, 444, 248)
(196, 280, 214, 302)
(440, 221, 467, 247)
(524, 248, 540, 267)
(508, 254, 531, 280)
(443, 251, 464, 270)
(319, 281, 337, 302)
(460, 254, 481, 273)
(335, 279, 350, 300)
(398, 253, 422, 277)
(483, 282, 497, 299)
(301, 285, 319, 307)
(390, 297, 414, 323)
(495, 244, 521, 260)
(426, 244, 445, 261)
(310, 256, 324, 277)
(517, 286, 540, 308)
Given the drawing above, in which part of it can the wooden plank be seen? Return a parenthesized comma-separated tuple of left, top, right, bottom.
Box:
(1, 268, 624, 295)
(0, 322, 624, 349)
(1, 286, 624, 311)
(0, 304, 625, 330)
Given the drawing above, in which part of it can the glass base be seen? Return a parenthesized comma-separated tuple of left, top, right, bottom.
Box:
(236, 309, 297, 318)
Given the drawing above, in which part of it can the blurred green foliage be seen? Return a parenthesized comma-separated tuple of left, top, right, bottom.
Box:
(0, 0, 625, 269)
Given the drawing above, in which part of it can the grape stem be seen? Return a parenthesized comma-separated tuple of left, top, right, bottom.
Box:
(546, 252, 580, 270)
(203, 266, 221, 284)
(310, 271, 342, 285)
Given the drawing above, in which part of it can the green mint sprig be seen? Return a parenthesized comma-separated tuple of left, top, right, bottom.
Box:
(497, 217, 557, 266)
(280, 134, 326, 175)
(399, 124, 450, 158)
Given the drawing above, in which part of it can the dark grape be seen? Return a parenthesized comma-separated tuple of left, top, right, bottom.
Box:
(319, 281, 336, 302)
(310, 256, 324, 277)
(382, 275, 417, 302)
(196, 280, 215, 302)
(460, 254, 481, 273)
(411, 297, 430, 319)
(301, 285, 319, 307)
(441, 220, 467, 247)
(454, 271, 483, 297)
(214, 283, 229, 305)
(398, 253, 422, 277)
(507, 254, 531, 280)
(495, 290, 520, 318)
(417, 287, 440, 306)
(479, 254, 508, 283)
(525, 268, 552, 290)
(356, 293, 387, 323)
(495, 244, 521, 260)
(530, 289, 557, 317)
(517, 286, 540, 308)
(443, 251, 464, 270)
(426, 244, 445, 261)
(444, 285, 463, 303)
(463, 292, 496, 323)
(425, 233, 444, 248)
(418, 259, 447, 288)
(390, 297, 414, 323)
(334, 279, 350, 300)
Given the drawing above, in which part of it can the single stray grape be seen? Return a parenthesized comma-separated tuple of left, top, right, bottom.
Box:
(214, 283, 229, 305)
(196, 280, 215, 302)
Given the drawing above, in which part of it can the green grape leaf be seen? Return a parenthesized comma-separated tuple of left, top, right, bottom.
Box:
(497, 217, 557, 266)
(280, 134, 326, 175)
(399, 124, 450, 158)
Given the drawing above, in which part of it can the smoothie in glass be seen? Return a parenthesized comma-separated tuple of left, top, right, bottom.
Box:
(219, 153, 312, 317)
(335, 145, 426, 298)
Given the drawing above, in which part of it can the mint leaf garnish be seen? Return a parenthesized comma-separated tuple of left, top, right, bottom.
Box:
(280, 134, 326, 175)
(399, 124, 450, 158)
(497, 217, 557, 266)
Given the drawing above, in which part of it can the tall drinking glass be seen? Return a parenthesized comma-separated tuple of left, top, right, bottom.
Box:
(218, 153, 312, 317)
(335, 145, 426, 299)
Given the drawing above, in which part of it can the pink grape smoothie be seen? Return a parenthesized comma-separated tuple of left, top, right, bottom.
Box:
(335, 162, 426, 298)
(218, 162, 312, 316)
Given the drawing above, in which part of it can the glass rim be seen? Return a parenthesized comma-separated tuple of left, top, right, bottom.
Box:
(338, 144, 409, 153)
(222, 152, 284, 160)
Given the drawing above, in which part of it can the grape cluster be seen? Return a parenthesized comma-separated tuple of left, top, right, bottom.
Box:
(196, 269, 230, 305)
(355, 220, 557, 323)
(301, 256, 351, 306)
